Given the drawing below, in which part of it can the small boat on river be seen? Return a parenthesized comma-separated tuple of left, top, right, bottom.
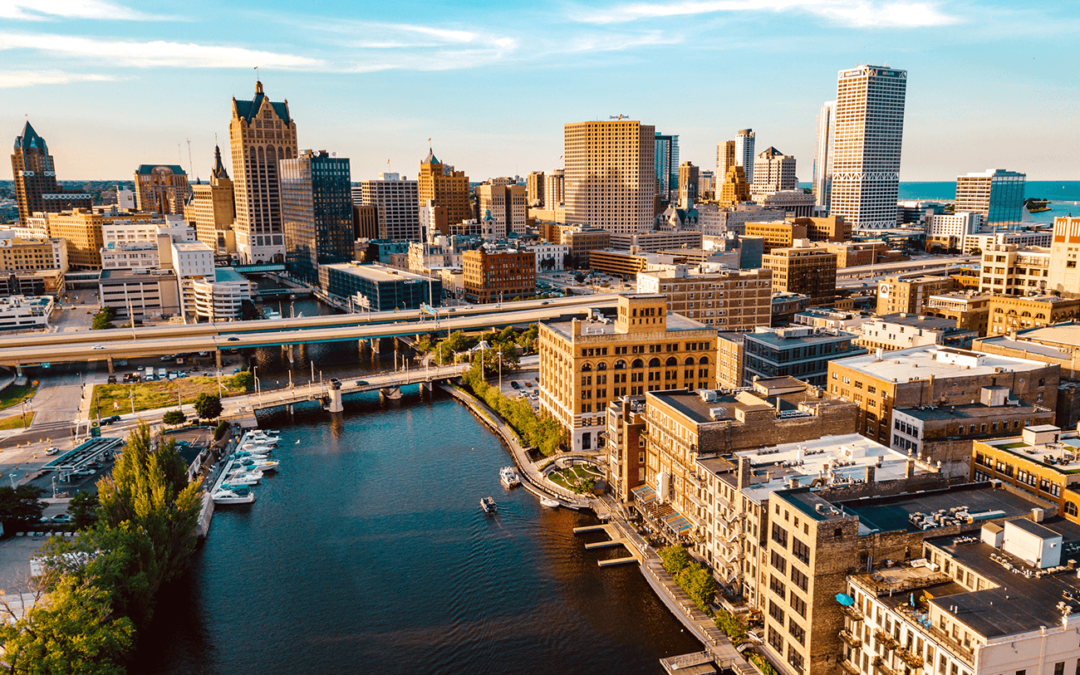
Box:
(500, 466, 521, 489)
(480, 496, 497, 514)
(540, 498, 560, 508)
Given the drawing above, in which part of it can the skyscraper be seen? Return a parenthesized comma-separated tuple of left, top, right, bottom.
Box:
(134, 164, 189, 215)
(812, 101, 835, 209)
(564, 120, 655, 234)
(654, 132, 679, 203)
(677, 161, 699, 205)
(544, 169, 565, 208)
(280, 150, 354, 284)
(229, 81, 298, 263)
(716, 140, 735, 181)
(734, 129, 756, 184)
(751, 147, 797, 198)
(10, 122, 91, 225)
(716, 166, 751, 206)
(477, 183, 528, 236)
(418, 149, 471, 228)
(526, 171, 545, 207)
(955, 169, 1026, 227)
(359, 174, 420, 241)
(829, 65, 907, 229)
(184, 146, 236, 254)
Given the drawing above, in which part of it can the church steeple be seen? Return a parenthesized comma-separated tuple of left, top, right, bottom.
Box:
(211, 145, 229, 180)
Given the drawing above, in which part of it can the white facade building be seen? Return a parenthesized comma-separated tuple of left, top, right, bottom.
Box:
(357, 175, 420, 241)
(190, 268, 252, 321)
(100, 242, 159, 271)
(830, 65, 907, 229)
(734, 129, 756, 184)
(926, 212, 982, 251)
(524, 243, 568, 272)
(966, 230, 1052, 254)
(813, 101, 835, 209)
(0, 295, 54, 331)
(751, 147, 797, 198)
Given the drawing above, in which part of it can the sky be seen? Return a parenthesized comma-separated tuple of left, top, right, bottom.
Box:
(1, 0, 1078, 183)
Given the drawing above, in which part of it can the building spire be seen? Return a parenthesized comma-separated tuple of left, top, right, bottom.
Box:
(211, 144, 230, 180)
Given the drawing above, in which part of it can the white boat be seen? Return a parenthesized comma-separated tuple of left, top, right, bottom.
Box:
(242, 439, 278, 449)
(235, 449, 271, 459)
(238, 457, 280, 472)
(224, 470, 263, 485)
(212, 488, 255, 505)
(540, 498, 560, 508)
(500, 466, 521, 489)
(480, 496, 497, 514)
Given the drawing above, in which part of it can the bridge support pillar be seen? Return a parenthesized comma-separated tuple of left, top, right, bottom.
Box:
(215, 351, 222, 369)
(14, 365, 25, 386)
(284, 344, 294, 363)
(418, 381, 427, 394)
(327, 388, 343, 413)
(106, 356, 114, 374)
(380, 387, 401, 400)
(288, 404, 294, 418)
(369, 338, 381, 353)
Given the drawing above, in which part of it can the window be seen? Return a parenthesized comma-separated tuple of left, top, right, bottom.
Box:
(771, 524, 788, 547)
(791, 566, 808, 592)
(1067, 502, 1078, 517)
(769, 574, 786, 600)
(771, 550, 787, 574)
(789, 593, 806, 618)
(788, 619, 805, 645)
(792, 538, 810, 564)
(769, 600, 785, 623)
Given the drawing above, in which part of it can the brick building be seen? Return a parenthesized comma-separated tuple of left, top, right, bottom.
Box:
(461, 247, 535, 304)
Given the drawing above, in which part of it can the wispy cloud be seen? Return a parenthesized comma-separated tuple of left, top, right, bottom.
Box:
(0, 70, 117, 88)
(574, 0, 961, 28)
(0, 33, 325, 69)
(0, 0, 173, 21)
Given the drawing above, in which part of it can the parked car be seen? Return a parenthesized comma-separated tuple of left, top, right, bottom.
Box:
(107, 375, 117, 384)
(510, 381, 520, 389)
(72, 468, 95, 477)
(45, 446, 60, 456)
(51, 514, 73, 523)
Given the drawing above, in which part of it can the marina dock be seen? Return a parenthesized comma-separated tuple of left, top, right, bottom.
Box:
(573, 522, 643, 566)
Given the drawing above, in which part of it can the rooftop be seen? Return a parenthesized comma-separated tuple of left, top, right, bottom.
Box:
(1010, 323, 1080, 349)
(544, 311, 711, 340)
(896, 401, 1050, 423)
(99, 268, 175, 281)
(322, 263, 431, 283)
(134, 164, 186, 176)
(872, 313, 961, 331)
(974, 335, 1072, 361)
(745, 325, 860, 347)
(172, 241, 213, 253)
(833, 346, 1052, 382)
(979, 430, 1080, 474)
(213, 268, 247, 284)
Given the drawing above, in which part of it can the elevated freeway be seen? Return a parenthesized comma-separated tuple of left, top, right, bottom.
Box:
(0, 299, 617, 370)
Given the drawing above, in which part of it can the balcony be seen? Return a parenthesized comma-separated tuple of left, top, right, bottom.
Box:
(839, 629, 861, 648)
(841, 605, 864, 622)
(874, 629, 899, 651)
(840, 660, 861, 675)
(871, 656, 900, 675)
(896, 646, 924, 669)
(687, 490, 705, 508)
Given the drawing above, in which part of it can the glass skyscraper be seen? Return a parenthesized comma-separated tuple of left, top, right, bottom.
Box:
(281, 150, 354, 284)
(956, 169, 1026, 227)
(654, 133, 679, 203)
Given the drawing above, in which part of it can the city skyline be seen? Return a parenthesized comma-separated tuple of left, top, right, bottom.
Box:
(1, 0, 1078, 182)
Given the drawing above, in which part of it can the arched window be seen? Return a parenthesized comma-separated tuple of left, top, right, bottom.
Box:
(596, 362, 608, 371)
(698, 356, 710, 365)
(665, 357, 678, 367)
(632, 359, 644, 369)
(1036, 313, 1046, 320)
(994, 308, 1004, 314)
(1021, 311, 1031, 317)
(581, 363, 592, 372)
(614, 360, 627, 370)
(1067, 502, 1078, 517)
(649, 358, 661, 368)
(684, 357, 695, 366)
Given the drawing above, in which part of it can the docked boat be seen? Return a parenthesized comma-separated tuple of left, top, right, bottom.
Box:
(235, 449, 271, 459)
(540, 498, 560, 508)
(213, 488, 255, 505)
(224, 469, 263, 485)
(500, 466, 521, 489)
(480, 496, 497, 514)
(239, 457, 280, 472)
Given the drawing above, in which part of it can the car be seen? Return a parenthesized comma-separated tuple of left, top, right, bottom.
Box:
(355, 380, 369, 386)
(72, 468, 95, 477)
(51, 514, 73, 523)
(92, 344, 105, 350)
(510, 381, 520, 389)
(524, 382, 533, 388)
(137, 366, 144, 371)
(541, 301, 550, 305)
(45, 446, 60, 456)
(227, 337, 239, 342)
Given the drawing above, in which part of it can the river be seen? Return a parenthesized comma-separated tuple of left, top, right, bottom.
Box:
(131, 386, 702, 674)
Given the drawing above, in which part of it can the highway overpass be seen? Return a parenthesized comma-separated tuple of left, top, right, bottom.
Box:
(0, 299, 617, 371)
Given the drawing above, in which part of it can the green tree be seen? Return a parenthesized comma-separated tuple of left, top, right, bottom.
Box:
(0, 579, 134, 675)
(193, 393, 223, 421)
(230, 371, 254, 390)
(659, 544, 690, 576)
(678, 563, 717, 611)
(162, 410, 186, 426)
(214, 420, 230, 441)
(68, 490, 99, 531)
(0, 485, 45, 533)
(91, 307, 116, 331)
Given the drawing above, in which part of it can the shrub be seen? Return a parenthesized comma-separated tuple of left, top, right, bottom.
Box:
(214, 420, 229, 441)
(714, 609, 749, 646)
(162, 410, 186, 426)
(659, 544, 690, 576)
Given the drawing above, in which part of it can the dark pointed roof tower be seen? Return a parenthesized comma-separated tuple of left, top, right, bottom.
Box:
(211, 145, 229, 180)
(14, 121, 47, 152)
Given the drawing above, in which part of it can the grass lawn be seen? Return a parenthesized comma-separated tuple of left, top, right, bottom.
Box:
(999, 442, 1029, 449)
(548, 465, 601, 492)
(0, 412, 35, 431)
(91, 376, 248, 415)
(0, 383, 37, 411)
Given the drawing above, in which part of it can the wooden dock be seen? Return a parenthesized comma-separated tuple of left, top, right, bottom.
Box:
(574, 522, 643, 566)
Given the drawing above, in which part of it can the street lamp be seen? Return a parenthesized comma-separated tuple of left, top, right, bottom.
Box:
(8, 474, 16, 489)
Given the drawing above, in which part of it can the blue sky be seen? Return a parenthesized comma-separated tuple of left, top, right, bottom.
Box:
(2, 0, 1078, 182)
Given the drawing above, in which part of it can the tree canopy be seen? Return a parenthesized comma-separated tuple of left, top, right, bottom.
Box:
(193, 393, 222, 421)
(0, 485, 45, 533)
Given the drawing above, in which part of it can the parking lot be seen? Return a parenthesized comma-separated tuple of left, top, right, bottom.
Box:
(536, 270, 636, 295)
(498, 368, 541, 413)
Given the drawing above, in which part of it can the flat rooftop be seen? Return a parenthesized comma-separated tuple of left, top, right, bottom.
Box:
(544, 311, 711, 339)
(873, 314, 960, 331)
(214, 267, 247, 284)
(836, 482, 1039, 534)
(172, 241, 212, 252)
(745, 326, 860, 347)
(896, 401, 1050, 422)
(99, 268, 175, 281)
(974, 335, 1071, 361)
(833, 346, 1052, 381)
(648, 382, 844, 426)
(980, 431, 1080, 474)
(1011, 323, 1080, 348)
(322, 263, 430, 283)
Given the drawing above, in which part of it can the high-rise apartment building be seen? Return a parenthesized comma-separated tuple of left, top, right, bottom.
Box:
(812, 102, 835, 209)
(280, 150, 354, 284)
(677, 161, 699, 205)
(526, 171, 545, 207)
(133, 165, 189, 215)
(1049, 216, 1080, 297)
(716, 140, 736, 182)
(751, 147, 797, 198)
(654, 133, 679, 202)
(763, 247, 838, 307)
(955, 169, 1026, 226)
(418, 150, 471, 228)
(544, 169, 565, 208)
(925, 211, 982, 252)
(564, 120, 655, 234)
(10, 122, 91, 226)
(185, 146, 236, 255)
(829, 65, 907, 229)
(476, 183, 528, 236)
(229, 81, 298, 263)
(734, 129, 756, 183)
(358, 175, 420, 241)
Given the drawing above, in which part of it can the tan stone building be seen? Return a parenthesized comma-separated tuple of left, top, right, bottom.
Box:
(716, 332, 745, 389)
(971, 425, 1080, 519)
(924, 291, 991, 335)
(526, 171, 545, 207)
(716, 165, 752, 206)
(229, 81, 298, 263)
(876, 275, 953, 315)
(539, 295, 716, 452)
(745, 221, 808, 253)
(476, 183, 527, 236)
(798, 215, 851, 242)
(563, 120, 655, 234)
(184, 146, 235, 255)
(763, 248, 837, 307)
(636, 265, 772, 330)
(1049, 216, 1080, 297)
(978, 244, 1052, 296)
(134, 164, 188, 215)
(418, 150, 471, 228)
(0, 236, 67, 273)
(43, 210, 162, 270)
(987, 295, 1080, 336)
(461, 246, 535, 304)
(827, 346, 1059, 447)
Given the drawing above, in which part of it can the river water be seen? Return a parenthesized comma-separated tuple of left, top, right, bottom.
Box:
(132, 386, 702, 674)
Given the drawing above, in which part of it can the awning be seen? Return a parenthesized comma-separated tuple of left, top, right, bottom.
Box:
(631, 484, 656, 504)
(663, 511, 693, 533)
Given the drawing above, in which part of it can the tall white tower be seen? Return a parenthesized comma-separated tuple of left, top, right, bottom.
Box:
(734, 129, 756, 184)
(812, 101, 835, 209)
(829, 65, 907, 229)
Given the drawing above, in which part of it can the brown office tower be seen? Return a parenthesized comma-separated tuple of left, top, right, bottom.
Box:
(10, 122, 92, 226)
(716, 166, 751, 206)
(418, 149, 471, 227)
(134, 164, 189, 214)
(763, 247, 838, 307)
(229, 81, 298, 263)
(185, 146, 236, 255)
(564, 120, 655, 234)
